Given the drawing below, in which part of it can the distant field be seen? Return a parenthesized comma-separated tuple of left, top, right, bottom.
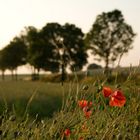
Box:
(0, 68, 140, 119)
(0, 74, 34, 81)
(0, 81, 67, 118)
(0, 75, 139, 118)
(0, 80, 96, 118)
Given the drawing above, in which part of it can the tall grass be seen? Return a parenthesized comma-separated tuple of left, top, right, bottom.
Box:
(0, 81, 64, 118)
(0, 71, 139, 139)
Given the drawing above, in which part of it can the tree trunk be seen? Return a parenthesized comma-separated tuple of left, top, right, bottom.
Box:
(15, 69, 18, 81)
(32, 67, 39, 81)
(105, 56, 112, 76)
(33, 67, 36, 75)
(105, 57, 109, 70)
(2, 70, 5, 81)
(11, 69, 14, 80)
(104, 57, 110, 75)
(37, 68, 40, 80)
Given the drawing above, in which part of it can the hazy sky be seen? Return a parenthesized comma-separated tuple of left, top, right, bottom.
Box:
(0, 0, 140, 70)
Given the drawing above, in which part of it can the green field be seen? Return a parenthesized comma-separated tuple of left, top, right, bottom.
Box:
(0, 81, 67, 118)
(0, 74, 139, 139)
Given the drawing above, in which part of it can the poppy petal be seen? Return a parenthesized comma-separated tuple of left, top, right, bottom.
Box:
(109, 90, 126, 107)
(102, 87, 113, 97)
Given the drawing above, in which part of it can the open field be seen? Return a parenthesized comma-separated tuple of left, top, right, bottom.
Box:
(0, 81, 67, 118)
(0, 73, 139, 139)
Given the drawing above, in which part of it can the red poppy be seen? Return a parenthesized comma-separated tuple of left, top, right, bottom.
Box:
(64, 129, 71, 137)
(88, 101, 92, 107)
(78, 100, 92, 118)
(102, 87, 126, 107)
(78, 100, 88, 108)
(109, 90, 126, 107)
(102, 87, 113, 97)
(82, 106, 92, 118)
(84, 110, 92, 118)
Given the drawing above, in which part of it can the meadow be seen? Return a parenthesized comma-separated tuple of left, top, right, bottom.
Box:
(0, 81, 64, 118)
(0, 71, 139, 140)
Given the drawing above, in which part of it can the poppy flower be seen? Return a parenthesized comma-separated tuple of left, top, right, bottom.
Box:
(84, 110, 92, 118)
(102, 87, 126, 107)
(102, 87, 113, 97)
(82, 106, 92, 118)
(78, 100, 92, 118)
(64, 129, 71, 137)
(88, 101, 92, 107)
(109, 90, 126, 107)
(78, 100, 88, 108)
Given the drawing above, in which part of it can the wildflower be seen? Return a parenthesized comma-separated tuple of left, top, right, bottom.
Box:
(102, 87, 126, 107)
(78, 100, 88, 108)
(102, 87, 113, 97)
(64, 129, 71, 137)
(78, 100, 92, 108)
(84, 110, 92, 118)
(78, 100, 92, 118)
(88, 101, 92, 107)
(109, 90, 126, 107)
(82, 106, 92, 118)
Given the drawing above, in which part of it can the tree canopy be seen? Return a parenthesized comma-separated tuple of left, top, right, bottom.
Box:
(0, 9, 137, 78)
(0, 37, 27, 71)
(87, 63, 102, 70)
(85, 9, 136, 71)
(24, 26, 51, 73)
(0, 36, 27, 79)
(24, 23, 87, 73)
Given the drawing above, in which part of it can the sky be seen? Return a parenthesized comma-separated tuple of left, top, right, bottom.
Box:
(0, 0, 140, 73)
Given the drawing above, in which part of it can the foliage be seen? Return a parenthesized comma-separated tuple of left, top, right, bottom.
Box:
(0, 51, 7, 80)
(39, 23, 63, 72)
(87, 63, 102, 70)
(0, 37, 27, 80)
(61, 23, 87, 71)
(24, 26, 56, 73)
(22, 23, 87, 74)
(40, 22, 88, 72)
(85, 9, 136, 71)
(2, 37, 27, 70)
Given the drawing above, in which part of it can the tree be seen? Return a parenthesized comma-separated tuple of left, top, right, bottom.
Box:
(87, 63, 102, 70)
(40, 22, 87, 72)
(40, 23, 62, 73)
(0, 50, 7, 80)
(61, 23, 87, 71)
(1, 37, 27, 80)
(24, 23, 87, 79)
(25, 26, 43, 74)
(85, 9, 136, 72)
(24, 26, 59, 76)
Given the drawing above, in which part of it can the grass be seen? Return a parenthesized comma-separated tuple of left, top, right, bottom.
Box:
(0, 81, 65, 118)
(0, 73, 139, 139)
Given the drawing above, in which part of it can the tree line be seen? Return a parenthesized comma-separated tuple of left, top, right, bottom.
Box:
(0, 9, 136, 80)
